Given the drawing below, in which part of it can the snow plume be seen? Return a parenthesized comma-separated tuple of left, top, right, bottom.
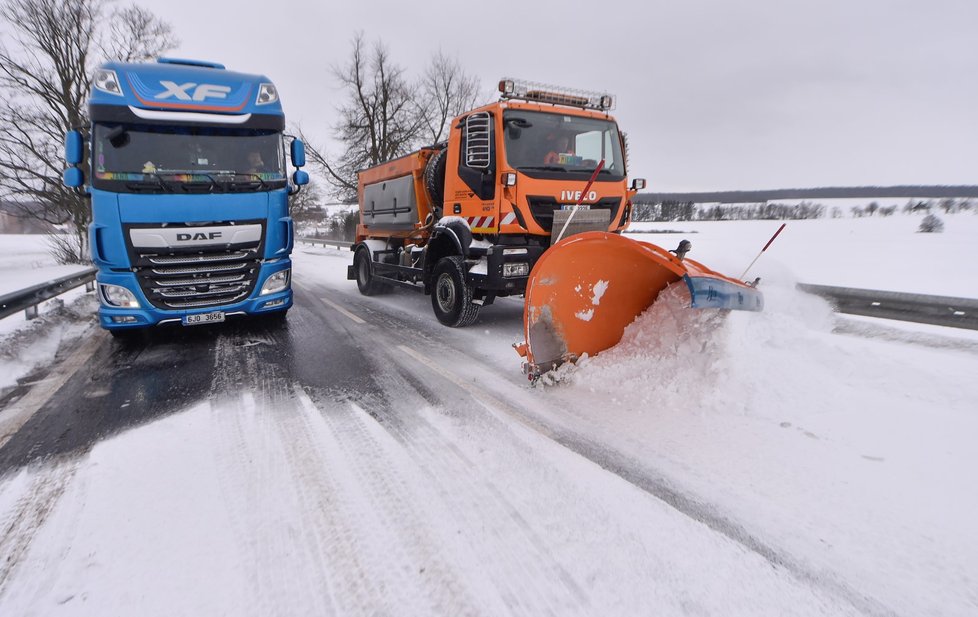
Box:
(575, 283, 729, 405)
(556, 279, 841, 411)
(541, 283, 729, 400)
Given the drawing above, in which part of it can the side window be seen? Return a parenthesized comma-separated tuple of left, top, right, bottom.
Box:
(458, 112, 495, 200)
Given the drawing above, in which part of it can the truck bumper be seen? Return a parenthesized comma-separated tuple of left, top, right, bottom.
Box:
(467, 244, 546, 296)
(96, 262, 293, 331)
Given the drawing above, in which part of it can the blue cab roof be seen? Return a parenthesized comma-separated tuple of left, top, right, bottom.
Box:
(91, 58, 284, 117)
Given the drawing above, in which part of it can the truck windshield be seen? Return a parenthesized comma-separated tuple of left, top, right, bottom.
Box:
(502, 110, 625, 180)
(91, 123, 287, 193)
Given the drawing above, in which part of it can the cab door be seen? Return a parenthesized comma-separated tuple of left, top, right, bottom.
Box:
(445, 111, 497, 233)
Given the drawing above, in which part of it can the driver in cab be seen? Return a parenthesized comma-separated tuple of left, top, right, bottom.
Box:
(544, 134, 573, 165)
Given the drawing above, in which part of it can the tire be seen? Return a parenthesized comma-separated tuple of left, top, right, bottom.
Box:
(431, 256, 480, 327)
(354, 246, 386, 296)
(424, 148, 447, 218)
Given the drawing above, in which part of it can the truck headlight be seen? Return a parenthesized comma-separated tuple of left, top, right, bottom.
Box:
(260, 269, 290, 295)
(100, 284, 140, 308)
(503, 262, 529, 277)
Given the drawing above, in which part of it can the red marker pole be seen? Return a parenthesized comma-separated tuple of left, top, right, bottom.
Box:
(739, 223, 786, 280)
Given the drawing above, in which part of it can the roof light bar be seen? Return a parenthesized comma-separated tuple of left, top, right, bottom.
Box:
(498, 78, 615, 111)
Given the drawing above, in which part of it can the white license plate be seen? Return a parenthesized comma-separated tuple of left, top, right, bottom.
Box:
(182, 311, 225, 326)
(561, 205, 590, 210)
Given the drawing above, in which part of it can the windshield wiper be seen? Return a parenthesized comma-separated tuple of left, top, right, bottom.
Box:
(519, 165, 567, 172)
(124, 173, 172, 193)
(156, 172, 219, 193)
(210, 173, 269, 192)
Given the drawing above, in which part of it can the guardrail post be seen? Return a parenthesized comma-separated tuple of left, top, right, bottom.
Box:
(85, 280, 95, 293)
(25, 304, 39, 320)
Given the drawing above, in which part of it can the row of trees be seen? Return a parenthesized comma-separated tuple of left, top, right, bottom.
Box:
(631, 198, 977, 223)
(0, 0, 176, 262)
(631, 200, 826, 222)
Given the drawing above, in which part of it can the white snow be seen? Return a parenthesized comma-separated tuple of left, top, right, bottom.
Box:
(574, 308, 594, 321)
(590, 279, 609, 305)
(1, 212, 977, 615)
(0, 235, 96, 389)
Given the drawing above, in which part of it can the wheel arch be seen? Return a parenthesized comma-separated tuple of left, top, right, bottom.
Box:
(423, 221, 472, 292)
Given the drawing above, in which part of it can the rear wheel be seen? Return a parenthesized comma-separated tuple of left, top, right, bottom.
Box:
(354, 247, 386, 296)
(431, 256, 480, 327)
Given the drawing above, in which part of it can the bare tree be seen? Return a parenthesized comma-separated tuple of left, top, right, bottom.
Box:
(311, 33, 424, 203)
(288, 179, 324, 223)
(0, 0, 175, 263)
(417, 50, 483, 145)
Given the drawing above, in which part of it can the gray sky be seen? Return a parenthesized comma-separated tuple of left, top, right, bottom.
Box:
(149, 0, 977, 192)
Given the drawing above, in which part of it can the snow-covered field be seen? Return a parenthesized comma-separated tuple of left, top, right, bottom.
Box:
(0, 236, 95, 390)
(1, 213, 977, 615)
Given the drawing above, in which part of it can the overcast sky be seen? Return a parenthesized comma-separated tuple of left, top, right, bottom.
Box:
(148, 0, 977, 192)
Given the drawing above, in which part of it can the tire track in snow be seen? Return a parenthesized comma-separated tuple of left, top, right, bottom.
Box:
(0, 457, 80, 597)
(345, 365, 592, 616)
(204, 317, 486, 616)
(294, 386, 487, 617)
(205, 331, 338, 615)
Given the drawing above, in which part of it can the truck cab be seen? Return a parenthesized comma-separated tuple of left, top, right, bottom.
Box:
(64, 58, 308, 334)
(445, 82, 637, 242)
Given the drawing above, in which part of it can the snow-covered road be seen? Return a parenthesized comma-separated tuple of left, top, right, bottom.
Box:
(1, 223, 977, 615)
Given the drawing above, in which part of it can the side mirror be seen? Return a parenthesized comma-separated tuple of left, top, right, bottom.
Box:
(65, 130, 84, 165)
(64, 167, 84, 188)
(290, 139, 306, 168)
(292, 170, 309, 186)
(630, 178, 647, 191)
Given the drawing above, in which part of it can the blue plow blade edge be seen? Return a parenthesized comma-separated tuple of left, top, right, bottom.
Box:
(684, 275, 764, 311)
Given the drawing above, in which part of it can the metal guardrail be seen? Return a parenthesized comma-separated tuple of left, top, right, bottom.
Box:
(3, 258, 974, 333)
(297, 237, 353, 249)
(797, 283, 978, 331)
(0, 266, 97, 321)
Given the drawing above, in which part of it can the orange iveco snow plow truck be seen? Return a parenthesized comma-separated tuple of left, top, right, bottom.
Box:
(348, 78, 642, 327)
(348, 77, 764, 377)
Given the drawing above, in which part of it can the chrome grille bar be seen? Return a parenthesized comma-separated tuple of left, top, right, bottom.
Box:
(150, 262, 249, 276)
(147, 251, 252, 265)
(151, 273, 247, 287)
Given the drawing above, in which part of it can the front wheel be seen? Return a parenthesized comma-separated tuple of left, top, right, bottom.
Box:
(431, 256, 480, 327)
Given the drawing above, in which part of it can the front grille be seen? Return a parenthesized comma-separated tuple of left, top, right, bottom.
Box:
(525, 196, 621, 232)
(127, 223, 263, 310)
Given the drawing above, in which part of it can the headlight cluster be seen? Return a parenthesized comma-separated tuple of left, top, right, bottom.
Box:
(100, 284, 139, 308)
(260, 269, 290, 295)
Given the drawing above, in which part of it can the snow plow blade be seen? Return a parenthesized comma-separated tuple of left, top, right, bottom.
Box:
(517, 231, 763, 378)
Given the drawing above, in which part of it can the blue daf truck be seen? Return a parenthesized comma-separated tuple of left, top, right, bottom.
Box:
(63, 58, 308, 335)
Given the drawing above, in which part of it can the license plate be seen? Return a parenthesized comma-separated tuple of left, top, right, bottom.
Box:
(561, 205, 590, 210)
(182, 311, 225, 326)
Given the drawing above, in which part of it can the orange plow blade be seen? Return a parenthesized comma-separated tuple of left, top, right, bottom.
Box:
(518, 232, 763, 378)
